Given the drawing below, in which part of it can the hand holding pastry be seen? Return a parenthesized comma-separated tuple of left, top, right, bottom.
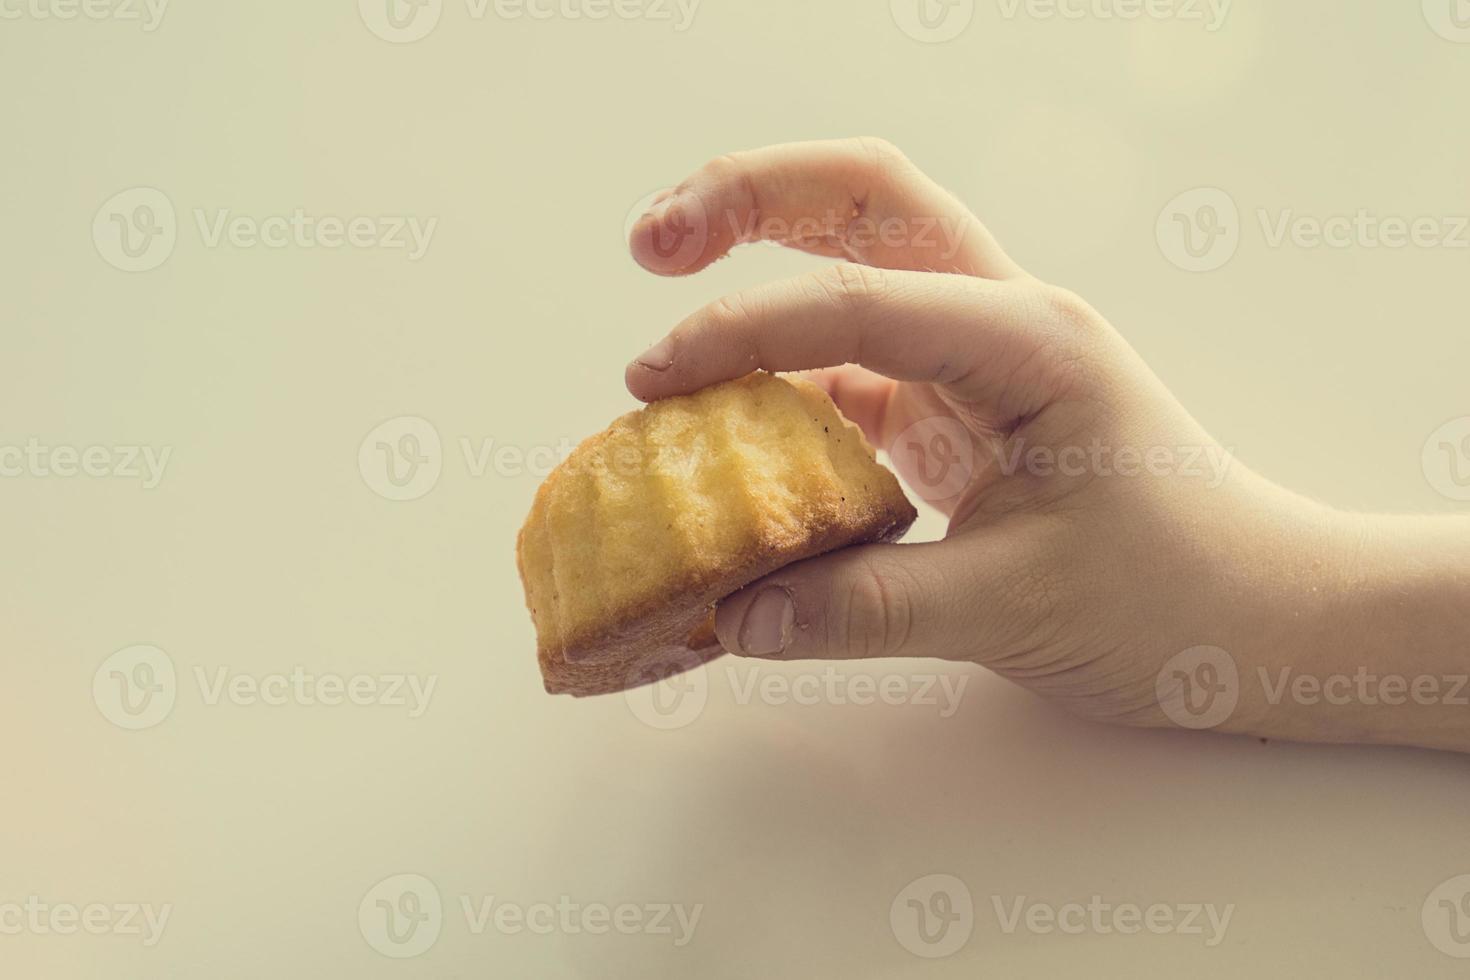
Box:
(626, 138, 1470, 751)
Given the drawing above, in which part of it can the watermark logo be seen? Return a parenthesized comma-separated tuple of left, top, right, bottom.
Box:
(1424, 874, 1470, 958)
(1155, 645, 1238, 730)
(1157, 188, 1240, 273)
(93, 187, 177, 273)
(890, 0, 975, 43)
(624, 656, 711, 731)
(1423, 417, 1470, 502)
(359, 416, 443, 501)
(625, 189, 710, 275)
(1423, 0, 1470, 43)
(93, 645, 177, 731)
(890, 874, 974, 958)
(623, 190, 671, 249)
(359, 0, 443, 42)
(358, 428, 580, 500)
(890, 417, 975, 504)
(360, 874, 444, 958)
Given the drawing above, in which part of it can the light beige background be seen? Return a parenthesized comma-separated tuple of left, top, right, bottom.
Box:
(2, 1, 1469, 976)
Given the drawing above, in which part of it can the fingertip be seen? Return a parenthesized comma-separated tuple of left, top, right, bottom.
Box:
(797, 366, 841, 395)
(625, 333, 677, 401)
(715, 586, 776, 658)
(627, 192, 717, 277)
(628, 216, 688, 277)
(624, 360, 660, 402)
(713, 592, 747, 657)
(803, 366, 894, 446)
(716, 582, 798, 660)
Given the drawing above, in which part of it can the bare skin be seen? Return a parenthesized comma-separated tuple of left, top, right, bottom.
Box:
(625, 138, 1470, 753)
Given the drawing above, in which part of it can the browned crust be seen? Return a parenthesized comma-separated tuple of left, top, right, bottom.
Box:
(533, 493, 916, 697)
(515, 373, 919, 698)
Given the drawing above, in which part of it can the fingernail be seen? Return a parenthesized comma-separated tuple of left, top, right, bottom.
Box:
(643, 190, 680, 223)
(738, 586, 795, 657)
(635, 337, 674, 372)
(645, 187, 676, 213)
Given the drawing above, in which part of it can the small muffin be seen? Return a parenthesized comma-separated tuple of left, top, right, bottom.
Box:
(516, 372, 916, 696)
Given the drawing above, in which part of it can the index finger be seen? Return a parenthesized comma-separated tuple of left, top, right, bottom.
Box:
(628, 138, 1025, 280)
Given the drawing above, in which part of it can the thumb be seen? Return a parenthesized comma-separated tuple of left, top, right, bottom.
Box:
(714, 539, 997, 663)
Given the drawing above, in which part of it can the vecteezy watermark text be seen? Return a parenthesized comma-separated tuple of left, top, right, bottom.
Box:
(93, 645, 438, 731)
(724, 208, 972, 263)
(889, 874, 1234, 959)
(891, 416, 1237, 506)
(357, 874, 702, 958)
(1257, 209, 1470, 251)
(996, 0, 1231, 31)
(991, 895, 1233, 946)
(359, 0, 700, 43)
(1158, 188, 1470, 273)
(624, 192, 974, 275)
(990, 438, 1235, 488)
(625, 662, 971, 731)
(0, 897, 172, 947)
(0, 0, 168, 30)
(0, 439, 170, 489)
(461, 895, 701, 946)
(358, 417, 582, 502)
(1156, 645, 1470, 731)
(93, 187, 437, 272)
(1259, 667, 1469, 708)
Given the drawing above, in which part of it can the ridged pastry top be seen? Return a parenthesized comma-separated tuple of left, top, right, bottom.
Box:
(517, 372, 911, 664)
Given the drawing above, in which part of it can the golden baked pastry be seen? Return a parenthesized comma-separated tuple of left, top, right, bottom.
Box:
(516, 372, 916, 697)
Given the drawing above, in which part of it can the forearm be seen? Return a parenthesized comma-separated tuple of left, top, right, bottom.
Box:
(1239, 511, 1470, 752)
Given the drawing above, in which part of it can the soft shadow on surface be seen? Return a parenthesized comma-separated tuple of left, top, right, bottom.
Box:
(544, 663, 1470, 980)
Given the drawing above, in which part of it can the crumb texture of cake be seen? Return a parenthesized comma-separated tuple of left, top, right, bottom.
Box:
(516, 371, 917, 696)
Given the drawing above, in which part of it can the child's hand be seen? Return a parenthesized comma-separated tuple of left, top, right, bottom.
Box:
(627, 139, 1470, 751)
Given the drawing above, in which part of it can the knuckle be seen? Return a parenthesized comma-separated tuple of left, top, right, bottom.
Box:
(703, 151, 746, 183)
(818, 262, 888, 312)
(706, 290, 756, 331)
(977, 531, 1083, 667)
(1039, 284, 1102, 337)
(853, 136, 908, 172)
(703, 152, 759, 213)
(827, 557, 913, 659)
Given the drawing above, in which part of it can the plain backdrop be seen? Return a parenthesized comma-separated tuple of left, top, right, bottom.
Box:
(2, 1, 1469, 976)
